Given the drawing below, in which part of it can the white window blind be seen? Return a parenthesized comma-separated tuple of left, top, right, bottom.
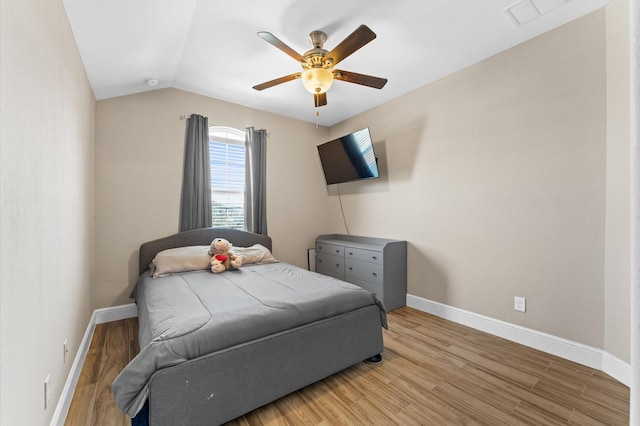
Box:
(209, 127, 245, 230)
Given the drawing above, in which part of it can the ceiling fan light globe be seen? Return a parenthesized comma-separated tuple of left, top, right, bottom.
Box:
(301, 68, 333, 94)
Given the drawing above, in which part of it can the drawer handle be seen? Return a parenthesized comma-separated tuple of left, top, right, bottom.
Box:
(348, 267, 353, 271)
(336, 249, 340, 253)
(348, 252, 353, 255)
(336, 264, 340, 267)
(372, 256, 378, 260)
(372, 272, 378, 277)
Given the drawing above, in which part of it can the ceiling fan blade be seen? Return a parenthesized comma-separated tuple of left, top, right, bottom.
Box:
(333, 70, 387, 89)
(257, 31, 305, 63)
(314, 92, 327, 107)
(252, 73, 301, 91)
(324, 25, 377, 67)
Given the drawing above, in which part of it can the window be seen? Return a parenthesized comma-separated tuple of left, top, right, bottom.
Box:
(209, 126, 245, 229)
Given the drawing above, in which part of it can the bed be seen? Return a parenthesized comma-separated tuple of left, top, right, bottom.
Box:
(112, 228, 386, 425)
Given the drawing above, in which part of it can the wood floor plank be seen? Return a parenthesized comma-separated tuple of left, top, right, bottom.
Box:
(384, 308, 422, 329)
(582, 383, 630, 412)
(299, 380, 362, 425)
(530, 382, 629, 425)
(77, 350, 102, 387)
(341, 366, 409, 417)
(253, 403, 288, 426)
(512, 400, 574, 426)
(89, 323, 107, 351)
(384, 332, 467, 370)
(444, 344, 541, 388)
(91, 352, 130, 425)
(386, 362, 440, 393)
(569, 409, 622, 426)
(273, 391, 324, 425)
(399, 386, 486, 426)
(393, 324, 453, 353)
(532, 377, 586, 401)
(458, 333, 555, 373)
(64, 383, 96, 426)
(348, 395, 399, 425)
(581, 370, 631, 403)
(395, 400, 478, 426)
(414, 320, 476, 343)
(462, 363, 575, 422)
(64, 308, 630, 425)
(459, 335, 592, 398)
(440, 368, 521, 414)
(322, 371, 366, 404)
(430, 380, 523, 426)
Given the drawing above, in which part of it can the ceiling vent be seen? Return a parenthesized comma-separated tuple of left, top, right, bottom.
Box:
(504, 0, 570, 26)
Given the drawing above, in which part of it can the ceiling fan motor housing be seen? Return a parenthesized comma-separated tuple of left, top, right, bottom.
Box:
(303, 31, 333, 70)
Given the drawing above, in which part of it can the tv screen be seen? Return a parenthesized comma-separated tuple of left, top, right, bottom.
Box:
(317, 128, 380, 185)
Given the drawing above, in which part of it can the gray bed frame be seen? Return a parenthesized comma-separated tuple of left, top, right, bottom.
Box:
(136, 228, 384, 425)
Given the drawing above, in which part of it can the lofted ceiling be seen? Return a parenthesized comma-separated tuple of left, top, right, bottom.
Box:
(62, 0, 609, 127)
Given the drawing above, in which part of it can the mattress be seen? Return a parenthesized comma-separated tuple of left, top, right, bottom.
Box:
(112, 262, 387, 417)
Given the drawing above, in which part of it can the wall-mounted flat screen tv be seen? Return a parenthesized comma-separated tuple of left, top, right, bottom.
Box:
(317, 128, 380, 185)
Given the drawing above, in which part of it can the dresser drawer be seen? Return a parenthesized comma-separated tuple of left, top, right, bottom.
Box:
(316, 252, 344, 275)
(346, 276, 383, 299)
(316, 243, 344, 257)
(345, 258, 383, 285)
(344, 247, 383, 265)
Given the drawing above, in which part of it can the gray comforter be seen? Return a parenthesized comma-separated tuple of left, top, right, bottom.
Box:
(112, 262, 387, 417)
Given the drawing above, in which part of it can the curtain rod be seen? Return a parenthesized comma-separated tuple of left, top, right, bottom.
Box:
(179, 114, 269, 137)
(180, 114, 215, 121)
(179, 114, 224, 127)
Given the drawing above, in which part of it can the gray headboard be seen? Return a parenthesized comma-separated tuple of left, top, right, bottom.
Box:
(139, 228, 272, 275)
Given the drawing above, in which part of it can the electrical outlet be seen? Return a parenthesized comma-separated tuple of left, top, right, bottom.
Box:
(44, 374, 50, 410)
(63, 339, 69, 364)
(514, 296, 526, 313)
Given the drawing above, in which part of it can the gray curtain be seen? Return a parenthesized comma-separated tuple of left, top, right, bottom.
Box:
(244, 127, 268, 235)
(179, 114, 212, 232)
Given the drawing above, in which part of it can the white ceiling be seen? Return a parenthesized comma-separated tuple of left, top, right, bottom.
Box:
(63, 0, 609, 127)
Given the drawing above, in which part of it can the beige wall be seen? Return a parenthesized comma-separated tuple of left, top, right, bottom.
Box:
(604, 0, 631, 363)
(0, 0, 96, 424)
(94, 88, 332, 308)
(329, 10, 609, 348)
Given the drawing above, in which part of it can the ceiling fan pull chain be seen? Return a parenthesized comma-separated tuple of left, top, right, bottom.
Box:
(316, 108, 319, 128)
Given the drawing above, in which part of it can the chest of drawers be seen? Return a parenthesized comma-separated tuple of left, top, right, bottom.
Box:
(315, 234, 407, 311)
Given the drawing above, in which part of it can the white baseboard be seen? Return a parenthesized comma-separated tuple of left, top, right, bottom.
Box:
(94, 303, 137, 324)
(406, 294, 631, 387)
(602, 351, 632, 387)
(49, 317, 96, 426)
(50, 304, 138, 426)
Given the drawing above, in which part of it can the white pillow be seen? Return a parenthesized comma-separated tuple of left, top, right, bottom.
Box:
(150, 246, 211, 277)
(232, 244, 278, 265)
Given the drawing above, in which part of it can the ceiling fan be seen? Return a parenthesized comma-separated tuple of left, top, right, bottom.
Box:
(253, 25, 388, 108)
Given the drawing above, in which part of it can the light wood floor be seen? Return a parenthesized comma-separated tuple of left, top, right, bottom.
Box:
(64, 307, 629, 425)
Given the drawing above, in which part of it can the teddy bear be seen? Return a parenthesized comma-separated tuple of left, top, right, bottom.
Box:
(209, 238, 243, 273)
